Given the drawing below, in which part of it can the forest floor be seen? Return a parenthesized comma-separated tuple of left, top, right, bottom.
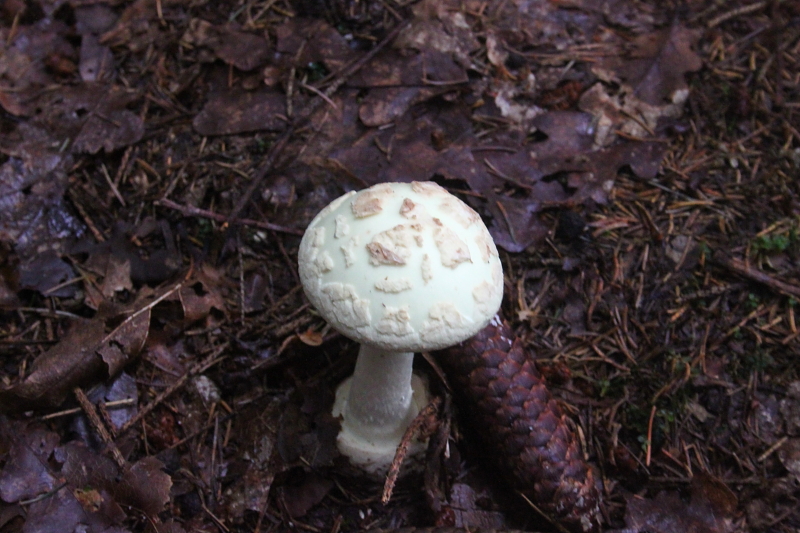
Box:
(1, 1, 799, 532)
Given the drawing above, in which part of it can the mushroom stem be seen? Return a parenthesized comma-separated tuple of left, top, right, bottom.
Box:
(339, 346, 415, 444)
(332, 345, 427, 473)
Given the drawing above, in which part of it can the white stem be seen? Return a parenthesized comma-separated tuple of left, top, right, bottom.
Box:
(341, 345, 414, 444)
(332, 344, 430, 474)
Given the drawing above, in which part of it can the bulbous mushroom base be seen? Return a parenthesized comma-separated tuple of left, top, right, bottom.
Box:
(332, 374, 430, 475)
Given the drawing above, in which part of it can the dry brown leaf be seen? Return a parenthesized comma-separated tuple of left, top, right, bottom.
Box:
(181, 19, 270, 71)
(116, 456, 173, 516)
(0, 421, 59, 503)
(610, 472, 738, 533)
(0, 131, 83, 259)
(79, 33, 115, 82)
(23, 487, 123, 533)
(0, 285, 170, 411)
(0, 20, 75, 117)
(176, 266, 227, 323)
(7, 84, 145, 154)
(298, 329, 323, 346)
(279, 472, 333, 518)
(274, 18, 357, 72)
(780, 381, 800, 436)
(56, 442, 171, 517)
(223, 398, 283, 521)
(193, 86, 288, 136)
(778, 438, 800, 483)
(602, 23, 703, 106)
(395, 2, 479, 68)
(17, 251, 78, 298)
(100, 255, 134, 299)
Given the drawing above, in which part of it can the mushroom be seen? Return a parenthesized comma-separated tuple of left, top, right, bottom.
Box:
(298, 181, 503, 474)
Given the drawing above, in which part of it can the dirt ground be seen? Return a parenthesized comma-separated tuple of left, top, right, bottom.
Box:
(1, 0, 799, 532)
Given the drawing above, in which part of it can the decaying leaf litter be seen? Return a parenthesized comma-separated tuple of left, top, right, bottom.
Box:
(0, 0, 799, 531)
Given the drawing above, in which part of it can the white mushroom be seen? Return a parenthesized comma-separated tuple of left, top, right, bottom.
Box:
(298, 181, 503, 474)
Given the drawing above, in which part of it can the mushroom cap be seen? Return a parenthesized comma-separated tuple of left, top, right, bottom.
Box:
(298, 181, 503, 352)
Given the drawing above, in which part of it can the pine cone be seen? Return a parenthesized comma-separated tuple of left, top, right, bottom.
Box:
(433, 316, 602, 533)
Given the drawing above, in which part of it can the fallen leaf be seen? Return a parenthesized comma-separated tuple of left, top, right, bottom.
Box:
(0, 19, 75, 117)
(99, 255, 133, 299)
(0, 293, 154, 411)
(274, 18, 357, 72)
(351, 48, 467, 126)
(0, 134, 84, 259)
(488, 0, 607, 53)
(17, 251, 78, 298)
(279, 472, 333, 518)
(91, 372, 139, 432)
(78, 224, 179, 287)
(394, 5, 479, 69)
(99, 0, 167, 52)
(0, 319, 107, 411)
(778, 438, 800, 483)
(23, 487, 119, 533)
(79, 33, 115, 82)
(298, 329, 323, 346)
(780, 381, 800, 436)
(116, 456, 173, 516)
(610, 472, 738, 533)
(52, 84, 145, 154)
(176, 265, 227, 323)
(600, 23, 703, 106)
(578, 82, 684, 147)
(0, 420, 59, 503)
(223, 398, 283, 521)
(56, 442, 172, 516)
(193, 86, 288, 136)
(181, 19, 270, 71)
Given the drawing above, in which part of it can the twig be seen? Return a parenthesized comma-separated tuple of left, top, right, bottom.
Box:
(157, 198, 303, 235)
(165, 412, 236, 451)
(718, 256, 800, 300)
(708, 1, 767, 28)
(18, 482, 69, 506)
(484, 158, 534, 190)
(758, 436, 788, 462)
(645, 404, 656, 467)
(518, 491, 570, 533)
(116, 344, 227, 436)
(39, 398, 136, 421)
(101, 163, 126, 206)
(74, 387, 128, 469)
(299, 81, 339, 111)
(381, 397, 441, 504)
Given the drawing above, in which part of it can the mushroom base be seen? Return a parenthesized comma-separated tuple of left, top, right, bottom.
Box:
(333, 374, 429, 475)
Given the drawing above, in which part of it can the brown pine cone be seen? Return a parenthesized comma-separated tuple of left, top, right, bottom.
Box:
(433, 316, 602, 533)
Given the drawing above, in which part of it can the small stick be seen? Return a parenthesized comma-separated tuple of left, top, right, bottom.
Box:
(74, 387, 127, 469)
(382, 397, 441, 504)
(116, 345, 226, 436)
(157, 198, 303, 235)
(718, 255, 800, 300)
(708, 1, 767, 28)
(645, 405, 656, 467)
(758, 436, 788, 462)
(101, 163, 126, 206)
(39, 398, 136, 421)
